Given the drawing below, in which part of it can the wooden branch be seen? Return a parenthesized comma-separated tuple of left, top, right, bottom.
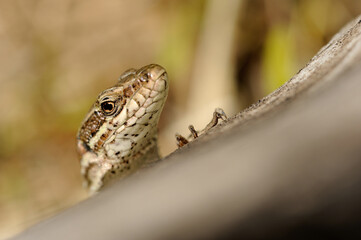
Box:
(16, 15, 361, 240)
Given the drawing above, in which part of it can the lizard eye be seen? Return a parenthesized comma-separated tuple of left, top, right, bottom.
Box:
(101, 101, 116, 115)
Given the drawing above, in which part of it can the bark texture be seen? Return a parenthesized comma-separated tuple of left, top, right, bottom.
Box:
(15, 16, 361, 240)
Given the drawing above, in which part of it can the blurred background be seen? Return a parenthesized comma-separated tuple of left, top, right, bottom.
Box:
(0, 0, 360, 238)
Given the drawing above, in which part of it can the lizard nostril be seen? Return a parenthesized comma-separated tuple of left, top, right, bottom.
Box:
(139, 72, 149, 82)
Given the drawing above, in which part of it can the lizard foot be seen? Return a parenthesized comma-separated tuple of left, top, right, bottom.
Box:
(175, 108, 227, 148)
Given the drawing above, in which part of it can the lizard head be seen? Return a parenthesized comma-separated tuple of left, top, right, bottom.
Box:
(76, 64, 168, 192)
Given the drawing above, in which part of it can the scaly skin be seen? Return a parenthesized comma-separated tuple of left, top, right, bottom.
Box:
(76, 64, 168, 193)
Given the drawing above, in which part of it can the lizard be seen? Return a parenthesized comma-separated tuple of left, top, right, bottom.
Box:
(76, 64, 226, 194)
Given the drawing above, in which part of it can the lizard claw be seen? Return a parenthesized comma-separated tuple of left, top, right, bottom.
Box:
(175, 133, 189, 148)
(214, 108, 227, 121)
(176, 108, 227, 148)
(188, 125, 198, 138)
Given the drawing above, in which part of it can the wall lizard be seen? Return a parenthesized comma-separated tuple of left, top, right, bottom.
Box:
(77, 64, 226, 194)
